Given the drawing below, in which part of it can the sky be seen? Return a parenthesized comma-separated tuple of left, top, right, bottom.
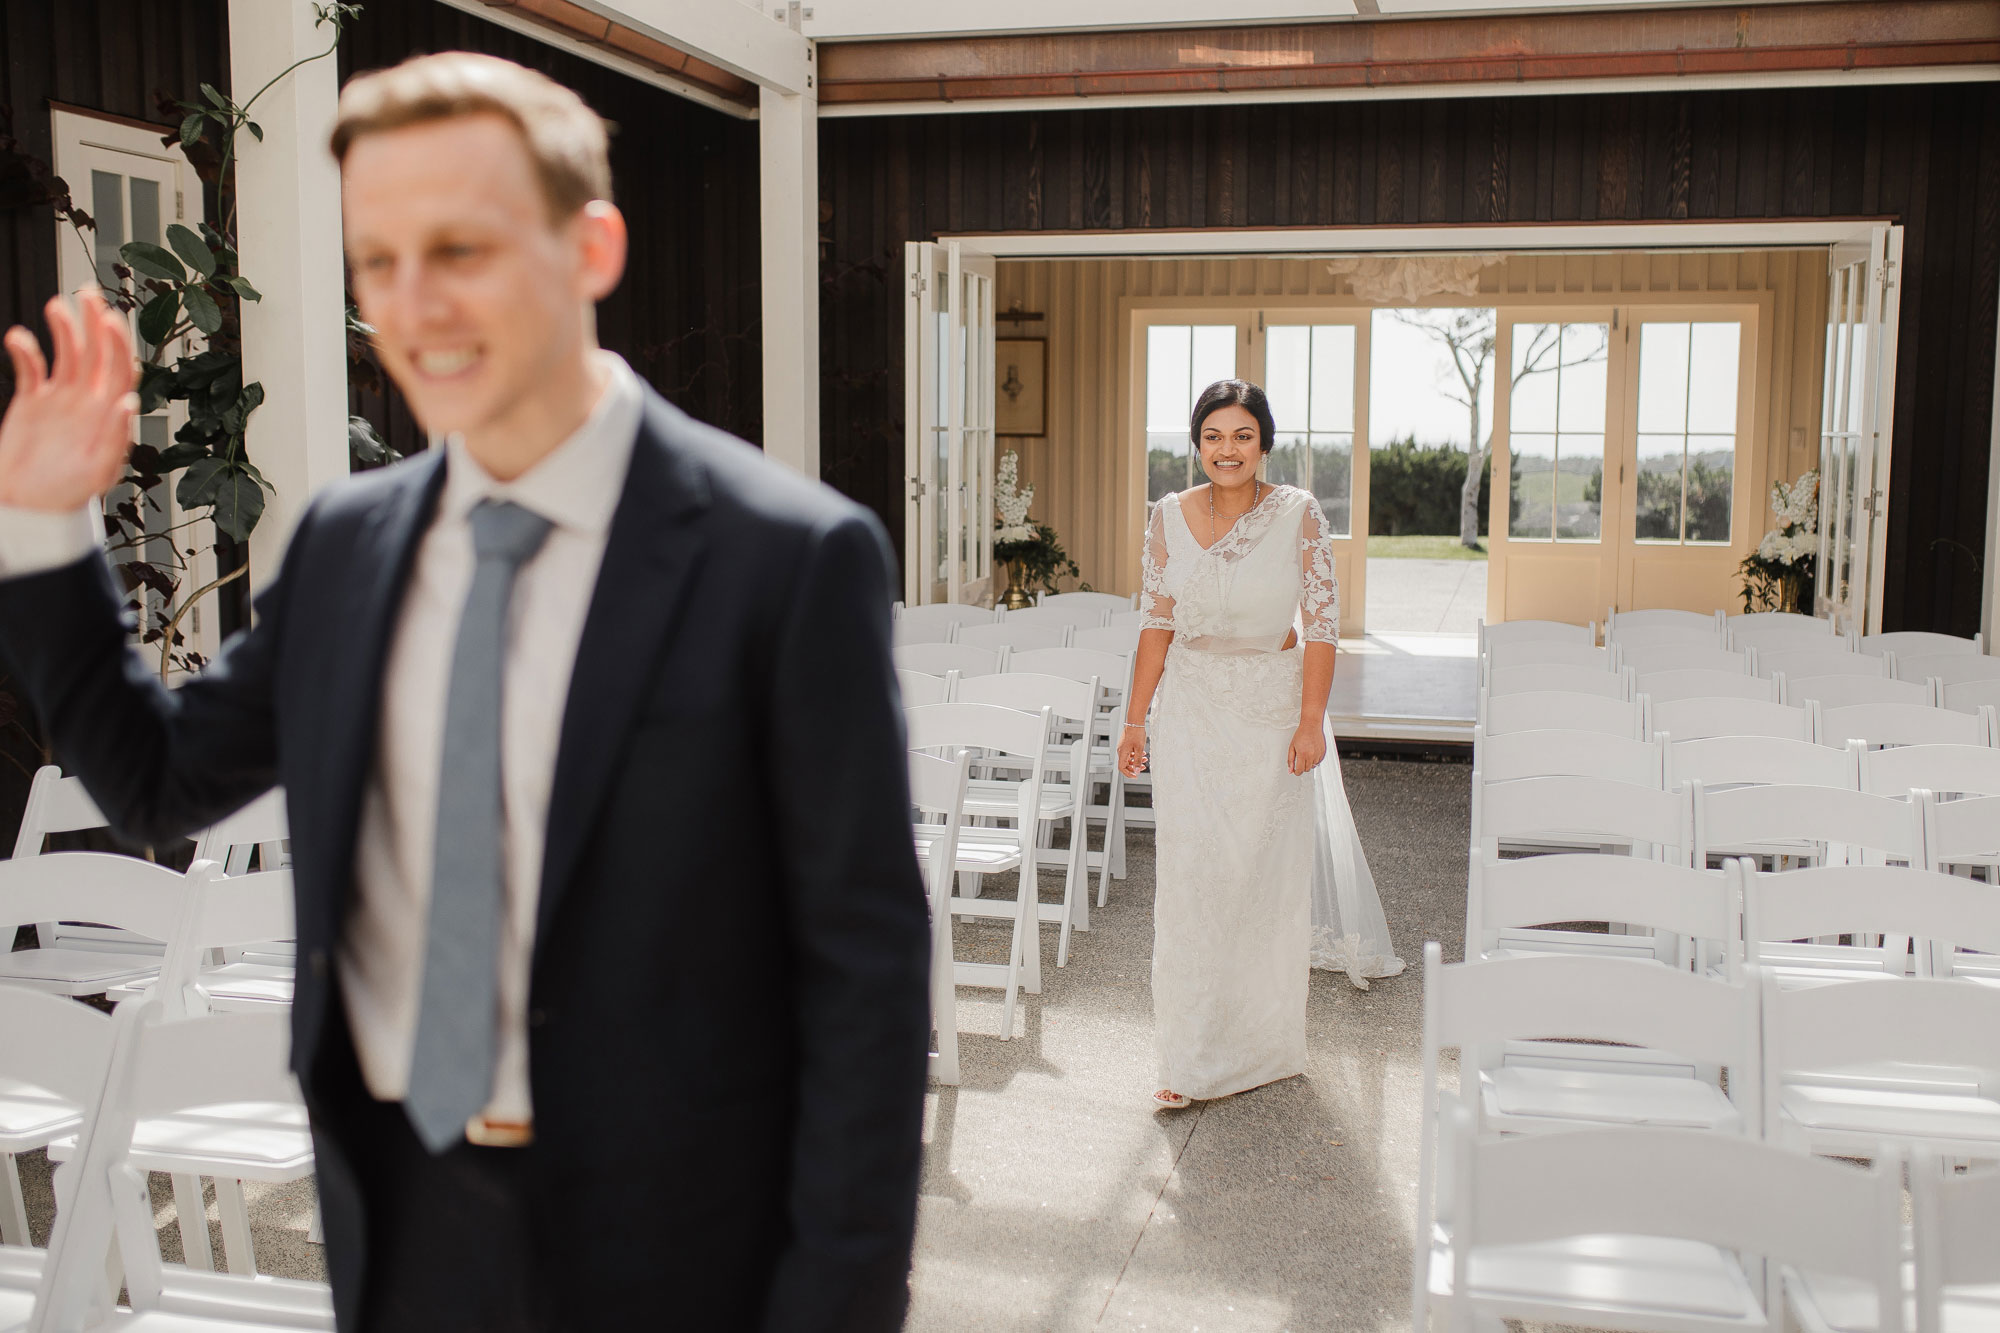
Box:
(1367, 308, 1496, 450)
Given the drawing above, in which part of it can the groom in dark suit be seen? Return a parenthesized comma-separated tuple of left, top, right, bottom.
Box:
(0, 52, 930, 1333)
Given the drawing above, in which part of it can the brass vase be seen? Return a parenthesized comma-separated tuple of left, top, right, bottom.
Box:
(1000, 560, 1034, 610)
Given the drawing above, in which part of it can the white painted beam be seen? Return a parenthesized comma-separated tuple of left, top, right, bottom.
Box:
(228, 0, 349, 579)
(577, 0, 811, 93)
(758, 84, 820, 477)
(942, 219, 1887, 258)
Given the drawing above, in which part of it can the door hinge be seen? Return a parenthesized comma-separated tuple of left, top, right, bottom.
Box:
(1257, 311, 1265, 334)
(174, 189, 185, 221)
(1611, 309, 1619, 331)
(909, 272, 928, 298)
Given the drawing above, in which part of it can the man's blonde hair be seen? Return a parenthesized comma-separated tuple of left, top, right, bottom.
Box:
(331, 52, 612, 219)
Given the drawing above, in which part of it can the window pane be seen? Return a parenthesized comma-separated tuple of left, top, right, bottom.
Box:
(1557, 324, 1609, 433)
(1146, 326, 1192, 432)
(1555, 433, 1604, 541)
(1265, 326, 1310, 429)
(1308, 326, 1355, 433)
(1311, 434, 1352, 537)
(1635, 435, 1686, 541)
(1845, 321, 1868, 437)
(90, 170, 125, 289)
(1511, 323, 1560, 432)
(1636, 323, 1690, 434)
(1266, 431, 1309, 492)
(128, 176, 161, 251)
(934, 303, 950, 584)
(1190, 325, 1237, 399)
(1685, 436, 1735, 543)
(1686, 323, 1740, 434)
(1510, 433, 1556, 540)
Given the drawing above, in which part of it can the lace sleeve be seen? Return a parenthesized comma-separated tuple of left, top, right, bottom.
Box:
(1140, 497, 1176, 632)
(1299, 495, 1339, 646)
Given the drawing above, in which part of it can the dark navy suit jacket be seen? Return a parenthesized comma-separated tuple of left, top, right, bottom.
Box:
(0, 388, 932, 1331)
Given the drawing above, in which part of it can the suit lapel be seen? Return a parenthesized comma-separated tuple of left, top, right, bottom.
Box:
(536, 397, 711, 946)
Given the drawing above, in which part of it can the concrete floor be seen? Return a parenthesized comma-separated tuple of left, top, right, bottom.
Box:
(10, 756, 1473, 1333)
(1363, 559, 1488, 637)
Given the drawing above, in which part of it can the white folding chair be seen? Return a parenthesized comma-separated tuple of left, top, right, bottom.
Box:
(1420, 945, 1758, 1147)
(1663, 733, 1860, 794)
(1006, 646, 1137, 901)
(1037, 591, 1135, 614)
(1000, 604, 1103, 632)
(1761, 970, 2000, 1161)
(1070, 625, 1142, 658)
(1941, 678, 2000, 726)
(951, 674, 1095, 964)
(892, 619, 956, 647)
(1481, 641, 1616, 674)
(0, 988, 114, 1257)
(908, 748, 971, 1086)
(35, 1003, 333, 1332)
(1107, 609, 1147, 629)
(1476, 619, 1593, 653)
(1782, 673, 1932, 709)
(0, 842, 198, 1002)
(1911, 1156, 2000, 1333)
(896, 602, 997, 630)
(903, 703, 1052, 1038)
(1726, 610, 1836, 637)
(172, 792, 296, 1016)
(894, 642, 1006, 679)
(1474, 727, 1662, 789)
(1894, 652, 2000, 687)
(1607, 623, 1727, 651)
(1693, 781, 1923, 870)
(1821, 702, 1996, 750)
(896, 668, 955, 706)
(1420, 1111, 1903, 1333)
(957, 622, 1070, 654)
(1637, 667, 1780, 705)
(1925, 792, 2000, 884)
(1860, 630, 1981, 659)
(1864, 744, 2000, 799)
(1606, 607, 1722, 638)
(1756, 647, 1886, 681)
(1616, 642, 1749, 677)
(1483, 663, 1631, 701)
(1737, 855, 2000, 986)
(1651, 695, 1817, 743)
(1482, 692, 1645, 740)
(1728, 623, 1850, 657)
(1469, 852, 1735, 975)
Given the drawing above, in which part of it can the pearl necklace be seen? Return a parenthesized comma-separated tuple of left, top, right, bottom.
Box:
(1209, 478, 1262, 545)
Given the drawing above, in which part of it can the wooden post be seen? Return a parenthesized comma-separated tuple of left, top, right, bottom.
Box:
(759, 75, 820, 478)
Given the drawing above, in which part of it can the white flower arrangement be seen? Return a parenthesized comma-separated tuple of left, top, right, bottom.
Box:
(994, 450, 1036, 544)
(1739, 469, 1819, 612)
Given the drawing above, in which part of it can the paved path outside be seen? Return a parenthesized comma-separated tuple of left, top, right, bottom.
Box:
(1364, 559, 1487, 637)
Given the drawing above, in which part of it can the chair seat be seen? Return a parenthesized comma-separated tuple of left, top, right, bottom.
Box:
(48, 1102, 314, 1182)
(0, 1078, 82, 1150)
(1482, 1066, 1742, 1132)
(1780, 1081, 2000, 1145)
(0, 947, 160, 990)
(197, 963, 297, 1009)
(1430, 1232, 1766, 1325)
(0, 1243, 44, 1320)
(133, 1268, 335, 1331)
(963, 780, 1075, 820)
(911, 830, 1022, 874)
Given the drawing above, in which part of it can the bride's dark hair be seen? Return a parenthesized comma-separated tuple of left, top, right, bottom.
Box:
(1190, 379, 1277, 455)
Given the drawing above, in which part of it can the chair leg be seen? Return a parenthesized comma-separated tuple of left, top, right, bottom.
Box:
(214, 1177, 256, 1275)
(930, 873, 961, 1084)
(172, 1172, 215, 1271)
(307, 1201, 324, 1245)
(0, 1154, 28, 1247)
(1017, 861, 1043, 997)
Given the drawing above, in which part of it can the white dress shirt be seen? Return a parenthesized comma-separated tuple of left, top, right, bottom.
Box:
(0, 350, 645, 1126)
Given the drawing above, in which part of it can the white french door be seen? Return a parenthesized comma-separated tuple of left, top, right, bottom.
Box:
(903, 240, 996, 606)
(1815, 225, 1904, 634)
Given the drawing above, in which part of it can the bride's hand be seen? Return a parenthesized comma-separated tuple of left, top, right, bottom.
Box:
(1287, 722, 1327, 776)
(1117, 725, 1148, 778)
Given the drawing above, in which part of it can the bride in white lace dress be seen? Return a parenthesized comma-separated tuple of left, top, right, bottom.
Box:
(1116, 380, 1404, 1109)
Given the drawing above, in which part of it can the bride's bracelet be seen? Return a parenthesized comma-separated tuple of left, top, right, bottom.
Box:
(1122, 721, 1146, 731)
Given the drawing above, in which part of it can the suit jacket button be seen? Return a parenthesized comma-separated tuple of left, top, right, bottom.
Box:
(307, 948, 328, 980)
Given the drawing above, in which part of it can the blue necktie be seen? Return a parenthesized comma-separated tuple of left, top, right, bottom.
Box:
(405, 499, 554, 1153)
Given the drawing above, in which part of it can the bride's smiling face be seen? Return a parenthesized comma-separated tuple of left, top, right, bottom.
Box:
(1197, 404, 1265, 497)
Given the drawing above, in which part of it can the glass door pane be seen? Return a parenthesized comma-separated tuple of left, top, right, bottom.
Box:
(1632, 320, 1741, 545)
(1264, 323, 1355, 534)
(1144, 323, 1237, 502)
(1507, 321, 1609, 542)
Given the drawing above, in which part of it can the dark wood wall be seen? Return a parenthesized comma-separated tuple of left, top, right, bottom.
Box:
(820, 83, 2000, 636)
(340, 0, 764, 455)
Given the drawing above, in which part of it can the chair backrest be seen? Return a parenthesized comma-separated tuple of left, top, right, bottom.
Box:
(1755, 647, 1880, 682)
(1451, 1115, 1902, 1329)
(191, 788, 289, 870)
(10, 767, 109, 858)
(896, 601, 995, 628)
(907, 748, 970, 894)
(1741, 860, 2000, 972)
(1606, 608, 1720, 636)
(1483, 691, 1644, 740)
(1636, 667, 1779, 704)
(1782, 673, 1931, 709)
(1473, 727, 1661, 788)
(896, 668, 953, 707)
(1860, 630, 1981, 659)
(894, 641, 1005, 679)
(1924, 793, 2000, 868)
(902, 702, 1050, 768)
(1471, 853, 1735, 956)
(1862, 744, 2000, 798)
(1693, 781, 1922, 866)
(1483, 641, 1615, 673)
(892, 619, 956, 646)
(1476, 776, 1684, 858)
(1477, 619, 1593, 652)
(1895, 652, 2000, 686)
(1037, 591, 1134, 613)
(1605, 623, 1723, 650)
(1822, 701, 1993, 749)
(1485, 663, 1630, 701)
(1726, 610, 1834, 634)
(955, 671, 1099, 726)
(1616, 642, 1748, 677)
(957, 621, 1070, 653)
(1728, 623, 1847, 656)
(1107, 609, 1147, 628)
(0, 854, 201, 944)
(1913, 1157, 2000, 1327)
(1071, 625, 1142, 657)
(1650, 695, 1815, 742)
(1940, 678, 2000, 720)
(0, 984, 114, 1107)
(1002, 604, 1104, 631)
(1663, 734, 1860, 792)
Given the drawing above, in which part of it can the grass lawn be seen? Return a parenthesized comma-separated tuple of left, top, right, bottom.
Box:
(1367, 534, 1490, 561)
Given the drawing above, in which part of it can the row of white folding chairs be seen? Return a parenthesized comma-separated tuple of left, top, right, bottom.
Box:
(893, 626, 1141, 679)
(892, 618, 1145, 658)
(1478, 686, 2000, 749)
(0, 987, 331, 1331)
(1414, 948, 2000, 1333)
(893, 590, 1136, 621)
(1494, 607, 1983, 660)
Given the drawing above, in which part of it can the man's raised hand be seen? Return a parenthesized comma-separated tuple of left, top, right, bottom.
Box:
(0, 291, 138, 512)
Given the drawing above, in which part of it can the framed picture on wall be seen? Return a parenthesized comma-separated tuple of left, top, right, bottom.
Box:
(996, 337, 1048, 437)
